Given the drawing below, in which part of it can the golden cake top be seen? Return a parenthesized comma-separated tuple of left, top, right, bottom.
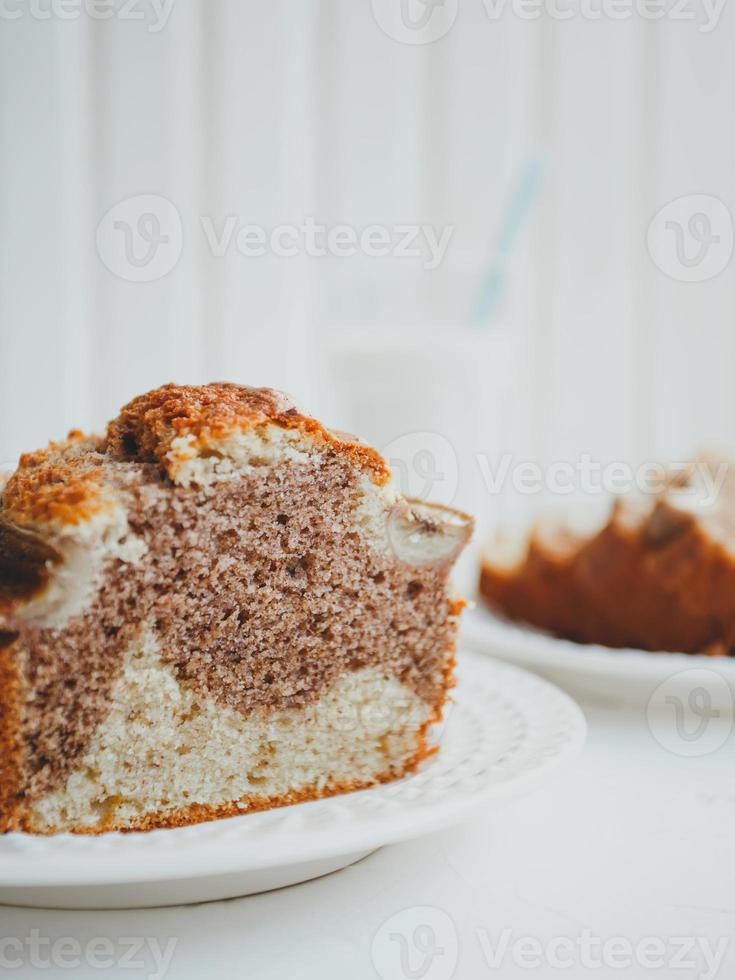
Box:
(2, 435, 107, 528)
(105, 383, 295, 465)
(1, 383, 391, 530)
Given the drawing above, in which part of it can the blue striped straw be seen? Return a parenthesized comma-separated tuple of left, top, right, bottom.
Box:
(473, 153, 546, 325)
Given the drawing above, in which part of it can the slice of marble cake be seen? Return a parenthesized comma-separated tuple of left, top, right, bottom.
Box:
(0, 383, 472, 833)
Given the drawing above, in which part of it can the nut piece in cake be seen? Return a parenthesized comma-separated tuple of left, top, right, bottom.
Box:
(0, 383, 473, 833)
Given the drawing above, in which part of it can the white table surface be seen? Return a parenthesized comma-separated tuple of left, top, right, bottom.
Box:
(3, 674, 734, 980)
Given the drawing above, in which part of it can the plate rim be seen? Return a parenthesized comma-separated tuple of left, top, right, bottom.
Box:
(462, 602, 735, 680)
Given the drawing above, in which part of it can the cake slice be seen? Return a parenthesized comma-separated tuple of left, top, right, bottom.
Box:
(479, 519, 591, 641)
(0, 383, 472, 833)
(639, 457, 735, 652)
(479, 458, 735, 654)
(572, 497, 715, 651)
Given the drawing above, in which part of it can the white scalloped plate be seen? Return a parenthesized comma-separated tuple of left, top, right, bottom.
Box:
(0, 652, 585, 909)
(463, 604, 735, 702)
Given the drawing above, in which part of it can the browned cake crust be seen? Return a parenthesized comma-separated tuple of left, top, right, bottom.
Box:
(480, 463, 735, 654)
(482, 525, 590, 641)
(105, 382, 391, 485)
(641, 496, 735, 651)
(0, 383, 472, 833)
(3, 435, 108, 529)
(0, 634, 25, 830)
(570, 500, 716, 651)
(3, 385, 391, 533)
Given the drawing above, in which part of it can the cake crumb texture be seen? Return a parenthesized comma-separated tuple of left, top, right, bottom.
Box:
(29, 627, 430, 833)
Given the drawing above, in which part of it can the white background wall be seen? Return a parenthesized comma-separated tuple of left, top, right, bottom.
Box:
(1, 0, 733, 497)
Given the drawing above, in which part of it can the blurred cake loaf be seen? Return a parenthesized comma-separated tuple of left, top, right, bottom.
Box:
(0, 383, 472, 833)
(480, 457, 735, 655)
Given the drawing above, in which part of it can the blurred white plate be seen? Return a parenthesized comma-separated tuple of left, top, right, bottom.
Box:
(462, 602, 735, 703)
(0, 652, 585, 910)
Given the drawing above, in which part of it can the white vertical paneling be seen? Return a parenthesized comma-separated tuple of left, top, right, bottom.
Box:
(512, 13, 561, 478)
(199, 0, 315, 396)
(647, 15, 735, 459)
(163, 0, 209, 386)
(273, 0, 322, 413)
(0, 1, 734, 476)
(434, 8, 554, 528)
(317, 0, 438, 329)
(544, 16, 643, 470)
(196, 0, 226, 382)
(438, 2, 536, 316)
(628, 19, 662, 464)
(87, 15, 177, 423)
(54, 16, 96, 439)
(0, 18, 92, 457)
